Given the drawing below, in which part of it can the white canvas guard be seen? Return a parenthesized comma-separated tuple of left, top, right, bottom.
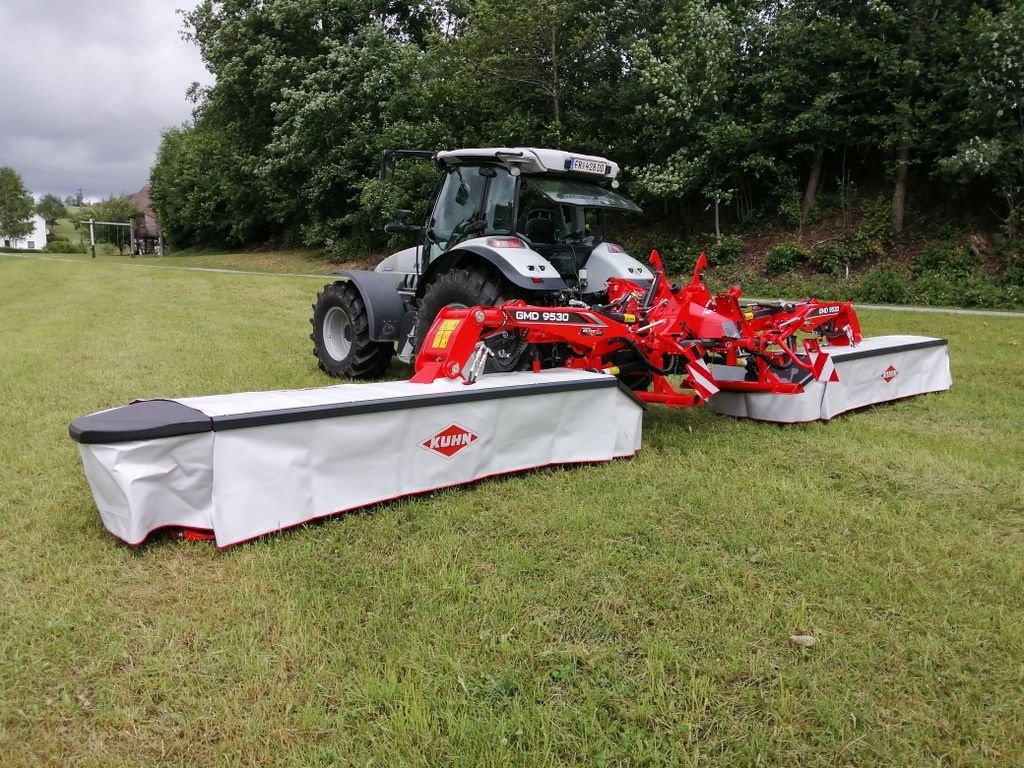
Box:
(76, 433, 215, 544)
(72, 370, 644, 547)
(707, 335, 951, 423)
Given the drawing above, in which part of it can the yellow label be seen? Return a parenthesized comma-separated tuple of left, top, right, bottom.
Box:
(623, 314, 636, 323)
(431, 319, 461, 349)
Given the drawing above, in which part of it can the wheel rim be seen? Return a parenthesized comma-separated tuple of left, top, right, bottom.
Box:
(323, 306, 353, 360)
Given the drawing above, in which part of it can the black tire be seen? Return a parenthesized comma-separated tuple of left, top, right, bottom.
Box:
(413, 266, 518, 354)
(310, 282, 394, 379)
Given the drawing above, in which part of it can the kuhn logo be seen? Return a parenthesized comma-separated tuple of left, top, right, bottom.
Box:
(421, 424, 479, 458)
(881, 365, 899, 383)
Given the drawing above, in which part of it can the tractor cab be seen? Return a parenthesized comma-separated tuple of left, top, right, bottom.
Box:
(380, 147, 645, 292)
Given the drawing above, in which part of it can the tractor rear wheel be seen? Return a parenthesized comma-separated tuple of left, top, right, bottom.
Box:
(310, 282, 394, 379)
(413, 267, 522, 369)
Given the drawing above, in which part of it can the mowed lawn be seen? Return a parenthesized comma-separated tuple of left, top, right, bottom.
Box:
(1, 252, 1022, 767)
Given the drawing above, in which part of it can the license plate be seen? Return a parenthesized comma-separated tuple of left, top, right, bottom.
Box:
(567, 157, 608, 175)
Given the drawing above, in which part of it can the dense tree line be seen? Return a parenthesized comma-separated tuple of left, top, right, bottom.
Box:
(150, 0, 1024, 255)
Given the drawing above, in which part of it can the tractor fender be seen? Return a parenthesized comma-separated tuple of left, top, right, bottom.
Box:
(585, 243, 654, 291)
(331, 269, 410, 342)
(417, 244, 567, 297)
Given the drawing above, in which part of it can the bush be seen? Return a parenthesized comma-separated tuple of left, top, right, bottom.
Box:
(764, 242, 808, 275)
(909, 272, 1005, 308)
(856, 267, 912, 304)
(659, 245, 698, 277)
(956, 276, 1008, 308)
(707, 235, 743, 266)
(856, 196, 894, 246)
(43, 239, 83, 254)
(1002, 258, 1024, 288)
(809, 241, 848, 276)
(911, 242, 979, 278)
(813, 197, 890, 270)
(777, 188, 801, 228)
(842, 229, 886, 266)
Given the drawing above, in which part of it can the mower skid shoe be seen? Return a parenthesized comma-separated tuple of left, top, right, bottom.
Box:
(707, 335, 951, 423)
(69, 370, 644, 547)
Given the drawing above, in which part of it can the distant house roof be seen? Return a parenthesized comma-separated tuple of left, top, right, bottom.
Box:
(132, 185, 161, 239)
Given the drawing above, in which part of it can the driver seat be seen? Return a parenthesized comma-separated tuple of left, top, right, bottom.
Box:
(525, 218, 557, 244)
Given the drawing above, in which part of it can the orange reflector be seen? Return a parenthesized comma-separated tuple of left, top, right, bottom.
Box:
(431, 319, 460, 349)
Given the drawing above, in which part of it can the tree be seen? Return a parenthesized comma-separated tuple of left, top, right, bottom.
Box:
(630, 0, 761, 236)
(0, 167, 35, 242)
(939, 2, 1024, 238)
(35, 193, 68, 225)
(259, 22, 438, 252)
(840, 0, 981, 235)
(742, 1, 872, 227)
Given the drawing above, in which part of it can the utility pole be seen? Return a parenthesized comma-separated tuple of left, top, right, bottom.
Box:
(88, 218, 96, 258)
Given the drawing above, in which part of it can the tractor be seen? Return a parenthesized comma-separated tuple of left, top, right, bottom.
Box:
(310, 147, 653, 378)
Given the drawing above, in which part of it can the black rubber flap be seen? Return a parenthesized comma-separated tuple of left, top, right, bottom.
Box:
(69, 399, 213, 444)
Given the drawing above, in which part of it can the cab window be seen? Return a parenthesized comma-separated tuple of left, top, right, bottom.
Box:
(484, 169, 516, 234)
(430, 167, 488, 244)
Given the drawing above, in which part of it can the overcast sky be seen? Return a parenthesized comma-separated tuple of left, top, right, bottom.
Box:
(0, 0, 212, 200)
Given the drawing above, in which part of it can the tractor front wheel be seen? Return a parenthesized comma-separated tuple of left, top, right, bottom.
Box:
(310, 282, 394, 379)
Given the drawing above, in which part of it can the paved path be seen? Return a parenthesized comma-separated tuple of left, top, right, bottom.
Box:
(5, 252, 1024, 317)
(0, 252, 327, 279)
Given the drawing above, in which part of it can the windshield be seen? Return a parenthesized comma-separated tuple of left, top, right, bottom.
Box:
(525, 178, 642, 213)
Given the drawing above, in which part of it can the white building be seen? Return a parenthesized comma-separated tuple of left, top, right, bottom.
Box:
(2, 213, 47, 250)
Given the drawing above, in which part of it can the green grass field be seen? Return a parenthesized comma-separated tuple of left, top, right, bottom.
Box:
(1, 251, 1022, 766)
(49, 214, 82, 245)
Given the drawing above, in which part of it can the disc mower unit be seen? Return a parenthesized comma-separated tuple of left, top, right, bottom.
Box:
(706, 335, 952, 422)
(70, 371, 643, 547)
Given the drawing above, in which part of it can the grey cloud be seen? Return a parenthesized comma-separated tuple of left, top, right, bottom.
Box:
(0, 0, 211, 198)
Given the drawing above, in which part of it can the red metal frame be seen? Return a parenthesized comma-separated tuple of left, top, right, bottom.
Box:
(412, 251, 862, 410)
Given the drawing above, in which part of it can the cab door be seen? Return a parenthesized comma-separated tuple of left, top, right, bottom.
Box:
(424, 165, 517, 265)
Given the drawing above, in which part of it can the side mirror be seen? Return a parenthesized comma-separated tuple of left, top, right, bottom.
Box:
(385, 209, 422, 235)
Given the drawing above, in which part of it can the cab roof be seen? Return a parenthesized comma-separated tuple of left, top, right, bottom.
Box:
(435, 147, 621, 181)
